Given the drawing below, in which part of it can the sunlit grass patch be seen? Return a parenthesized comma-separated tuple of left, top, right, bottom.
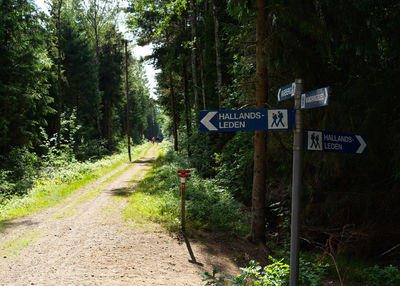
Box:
(0, 229, 40, 257)
(124, 142, 249, 236)
(123, 190, 170, 232)
(52, 207, 79, 220)
(124, 191, 180, 229)
(0, 223, 6, 233)
(100, 196, 123, 216)
(51, 186, 103, 220)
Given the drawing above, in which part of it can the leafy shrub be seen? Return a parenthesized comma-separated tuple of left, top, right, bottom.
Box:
(186, 177, 249, 235)
(0, 170, 15, 201)
(201, 256, 328, 286)
(239, 258, 290, 286)
(0, 147, 40, 197)
(214, 132, 254, 205)
(74, 138, 109, 161)
(362, 264, 400, 286)
(201, 257, 290, 286)
(200, 268, 228, 286)
(298, 258, 328, 286)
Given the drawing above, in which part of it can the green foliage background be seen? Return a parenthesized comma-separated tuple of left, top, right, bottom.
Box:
(127, 0, 400, 263)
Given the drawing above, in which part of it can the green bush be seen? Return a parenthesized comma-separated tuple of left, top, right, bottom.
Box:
(74, 138, 109, 161)
(214, 132, 254, 205)
(298, 258, 327, 286)
(201, 256, 328, 286)
(0, 170, 15, 202)
(0, 147, 40, 198)
(186, 177, 249, 235)
(201, 257, 290, 286)
(362, 264, 400, 286)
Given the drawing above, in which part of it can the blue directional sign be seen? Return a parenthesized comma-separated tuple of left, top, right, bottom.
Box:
(301, 87, 329, 109)
(200, 109, 295, 132)
(305, 130, 367, 155)
(277, 82, 296, 101)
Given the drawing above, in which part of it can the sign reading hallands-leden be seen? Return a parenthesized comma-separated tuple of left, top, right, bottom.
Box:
(301, 87, 329, 109)
(200, 109, 295, 132)
(305, 130, 367, 155)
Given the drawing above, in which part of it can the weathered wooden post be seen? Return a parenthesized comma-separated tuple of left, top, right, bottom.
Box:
(177, 170, 191, 231)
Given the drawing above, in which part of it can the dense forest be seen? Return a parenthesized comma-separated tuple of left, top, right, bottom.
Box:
(0, 0, 161, 197)
(1, 0, 400, 284)
(127, 0, 399, 263)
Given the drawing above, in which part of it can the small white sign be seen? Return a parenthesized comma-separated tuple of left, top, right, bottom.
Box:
(307, 131, 323, 151)
(301, 87, 329, 109)
(267, 109, 288, 130)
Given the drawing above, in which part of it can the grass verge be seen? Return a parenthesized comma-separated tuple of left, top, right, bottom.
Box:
(0, 142, 152, 224)
(123, 142, 249, 236)
(0, 229, 40, 257)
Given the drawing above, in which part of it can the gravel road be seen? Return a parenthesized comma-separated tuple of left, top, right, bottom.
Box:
(0, 146, 239, 286)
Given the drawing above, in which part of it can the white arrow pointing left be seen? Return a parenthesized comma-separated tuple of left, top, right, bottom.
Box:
(200, 111, 218, 131)
(356, 135, 367, 154)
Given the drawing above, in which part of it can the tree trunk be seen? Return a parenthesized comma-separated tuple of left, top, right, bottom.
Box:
(56, 0, 63, 147)
(94, 5, 102, 138)
(103, 97, 113, 149)
(251, 0, 268, 244)
(169, 71, 178, 151)
(183, 61, 192, 156)
(211, 0, 223, 109)
(199, 48, 206, 110)
(125, 40, 131, 161)
(190, 0, 199, 114)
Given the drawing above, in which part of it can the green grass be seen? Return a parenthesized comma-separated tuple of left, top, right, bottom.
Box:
(0, 142, 152, 224)
(0, 229, 40, 257)
(52, 208, 78, 220)
(123, 142, 249, 236)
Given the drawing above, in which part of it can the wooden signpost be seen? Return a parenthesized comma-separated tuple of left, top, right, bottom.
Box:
(178, 170, 191, 231)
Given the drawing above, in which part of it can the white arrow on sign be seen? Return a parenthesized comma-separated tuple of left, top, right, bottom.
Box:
(355, 135, 367, 154)
(323, 88, 328, 105)
(200, 111, 218, 131)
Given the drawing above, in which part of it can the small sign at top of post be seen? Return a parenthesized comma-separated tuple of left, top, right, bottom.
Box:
(301, 87, 329, 109)
(178, 169, 191, 183)
(277, 82, 296, 102)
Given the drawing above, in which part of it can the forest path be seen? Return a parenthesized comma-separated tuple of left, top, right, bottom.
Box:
(0, 145, 239, 285)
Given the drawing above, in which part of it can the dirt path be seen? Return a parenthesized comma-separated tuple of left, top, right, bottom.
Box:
(0, 145, 240, 286)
